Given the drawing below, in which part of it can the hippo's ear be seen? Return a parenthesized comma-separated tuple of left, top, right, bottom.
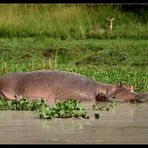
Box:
(127, 85, 134, 92)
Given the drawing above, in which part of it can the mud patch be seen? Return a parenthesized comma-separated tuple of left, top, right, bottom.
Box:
(19, 53, 32, 60)
(42, 48, 75, 64)
(76, 51, 127, 66)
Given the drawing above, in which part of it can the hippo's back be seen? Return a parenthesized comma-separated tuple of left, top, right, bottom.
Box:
(17, 70, 95, 87)
(11, 70, 96, 100)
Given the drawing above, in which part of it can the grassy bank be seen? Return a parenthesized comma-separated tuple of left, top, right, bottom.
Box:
(0, 4, 147, 93)
(0, 37, 147, 93)
(0, 4, 147, 39)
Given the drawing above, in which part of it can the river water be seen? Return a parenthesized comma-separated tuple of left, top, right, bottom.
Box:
(0, 102, 148, 144)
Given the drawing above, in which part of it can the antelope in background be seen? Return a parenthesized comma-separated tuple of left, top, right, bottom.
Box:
(89, 17, 115, 36)
(105, 17, 114, 31)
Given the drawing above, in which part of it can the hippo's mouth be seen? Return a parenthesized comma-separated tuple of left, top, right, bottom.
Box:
(135, 94, 148, 102)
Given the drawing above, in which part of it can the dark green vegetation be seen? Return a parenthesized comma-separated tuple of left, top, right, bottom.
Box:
(0, 96, 120, 119)
(94, 112, 100, 119)
(0, 97, 88, 119)
(0, 97, 48, 111)
(39, 99, 88, 119)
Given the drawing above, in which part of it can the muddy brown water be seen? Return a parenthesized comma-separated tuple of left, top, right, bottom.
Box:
(0, 102, 148, 144)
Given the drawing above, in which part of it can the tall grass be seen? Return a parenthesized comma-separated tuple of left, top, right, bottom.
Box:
(0, 4, 147, 39)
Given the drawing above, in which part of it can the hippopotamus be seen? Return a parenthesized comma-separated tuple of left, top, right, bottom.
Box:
(0, 70, 130, 104)
(98, 86, 148, 103)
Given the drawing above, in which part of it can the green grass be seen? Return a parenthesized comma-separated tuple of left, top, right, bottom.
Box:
(0, 4, 147, 39)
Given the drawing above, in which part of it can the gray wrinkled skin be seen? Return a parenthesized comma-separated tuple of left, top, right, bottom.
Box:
(0, 70, 120, 103)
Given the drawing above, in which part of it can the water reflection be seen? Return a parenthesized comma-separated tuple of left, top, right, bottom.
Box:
(0, 102, 148, 144)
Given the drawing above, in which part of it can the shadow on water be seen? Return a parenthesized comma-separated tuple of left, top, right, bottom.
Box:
(0, 102, 148, 144)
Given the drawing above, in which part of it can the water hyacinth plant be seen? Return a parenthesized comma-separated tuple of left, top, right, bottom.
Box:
(0, 97, 88, 119)
(39, 99, 88, 119)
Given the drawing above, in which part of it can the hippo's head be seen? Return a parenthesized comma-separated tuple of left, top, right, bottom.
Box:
(107, 82, 134, 96)
(110, 87, 136, 102)
(135, 93, 148, 102)
(110, 86, 148, 102)
(96, 82, 135, 102)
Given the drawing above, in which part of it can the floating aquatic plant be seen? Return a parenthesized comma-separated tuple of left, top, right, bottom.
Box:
(0, 97, 88, 119)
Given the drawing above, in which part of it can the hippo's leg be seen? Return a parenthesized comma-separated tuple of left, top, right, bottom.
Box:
(44, 95, 57, 105)
(0, 91, 16, 100)
(76, 92, 95, 101)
